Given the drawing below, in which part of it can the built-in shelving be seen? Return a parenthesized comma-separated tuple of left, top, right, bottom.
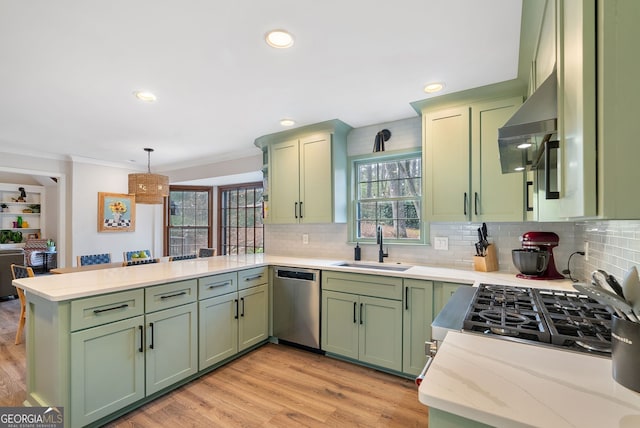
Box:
(0, 184, 45, 246)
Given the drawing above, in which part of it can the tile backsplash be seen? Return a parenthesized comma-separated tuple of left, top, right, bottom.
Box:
(265, 220, 640, 283)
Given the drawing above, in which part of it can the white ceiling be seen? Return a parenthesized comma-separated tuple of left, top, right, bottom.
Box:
(0, 0, 523, 172)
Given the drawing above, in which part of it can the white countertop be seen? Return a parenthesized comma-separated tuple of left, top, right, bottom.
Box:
(13, 254, 577, 301)
(419, 331, 640, 428)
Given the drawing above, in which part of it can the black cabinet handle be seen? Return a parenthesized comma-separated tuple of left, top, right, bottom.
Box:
(545, 140, 560, 200)
(463, 192, 467, 216)
(405, 286, 409, 310)
(149, 322, 154, 350)
(294, 202, 298, 218)
(234, 299, 239, 319)
(160, 291, 187, 300)
(360, 303, 363, 325)
(240, 297, 245, 317)
(244, 275, 262, 281)
(526, 181, 534, 212)
(299, 201, 303, 219)
(93, 303, 128, 314)
(208, 281, 231, 289)
(474, 192, 479, 216)
(353, 302, 357, 324)
(138, 325, 143, 353)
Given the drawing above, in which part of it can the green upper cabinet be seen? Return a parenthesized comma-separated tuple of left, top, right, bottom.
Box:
(524, 0, 640, 220)
(422, 94, 524, 222)
(254, 120, 351, 224)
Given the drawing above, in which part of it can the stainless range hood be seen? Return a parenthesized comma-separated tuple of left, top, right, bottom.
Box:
(498, 70, 557, 173)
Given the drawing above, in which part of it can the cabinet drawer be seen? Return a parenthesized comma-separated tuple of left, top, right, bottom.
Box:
(322, 271, 403, 300)
(238, 266, 268, 291)
(199, 272, 237, 300)
(145, 279, 197, 313)
(70, 289, 144, 331)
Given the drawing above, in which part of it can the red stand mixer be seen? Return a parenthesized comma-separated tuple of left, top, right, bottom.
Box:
(513, 231, 565, 280)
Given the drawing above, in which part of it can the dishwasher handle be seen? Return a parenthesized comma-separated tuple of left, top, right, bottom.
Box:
(275, 269, 317, 282)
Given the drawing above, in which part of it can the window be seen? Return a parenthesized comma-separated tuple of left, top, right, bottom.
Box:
(166, 186, 212, 257)
(353, 153, 422, 242)
(219, 183, 264, 255)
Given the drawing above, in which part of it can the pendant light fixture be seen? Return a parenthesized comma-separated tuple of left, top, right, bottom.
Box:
(128, 148, 169, 204)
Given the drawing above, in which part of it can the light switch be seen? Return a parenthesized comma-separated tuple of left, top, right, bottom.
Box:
(434, 237, 448, 251)
(302, 233, 309, 245)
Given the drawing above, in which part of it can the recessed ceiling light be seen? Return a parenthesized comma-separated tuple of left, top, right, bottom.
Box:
(280, 118, 295, 127)
(424, 82, 445, 94)
(517, 142, 532, 149)
(134, 91, 157, 102)
(265, 30, 294, 49)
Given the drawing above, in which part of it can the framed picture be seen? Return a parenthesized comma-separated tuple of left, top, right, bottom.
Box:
(98, 192, 136, 232)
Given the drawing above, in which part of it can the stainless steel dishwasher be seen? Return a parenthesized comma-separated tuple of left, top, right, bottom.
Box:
(273, 266, 321, 350)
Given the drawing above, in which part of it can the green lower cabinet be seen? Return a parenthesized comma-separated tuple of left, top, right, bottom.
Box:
(199, 283, 269, 371)
(238, 284, 269, 351)
(322, 290, 402, 372)
(71, 315, 145, 427)
(199, 293, 238, 370)
(433, 282, 466, 316)
(402, 279, 434, 376)
(145, 302, 198, 395)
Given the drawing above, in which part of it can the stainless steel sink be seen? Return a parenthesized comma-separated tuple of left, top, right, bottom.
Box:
(335, 262, 412, 272)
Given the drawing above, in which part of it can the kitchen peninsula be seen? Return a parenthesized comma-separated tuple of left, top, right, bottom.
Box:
(16, 254, 627, 428)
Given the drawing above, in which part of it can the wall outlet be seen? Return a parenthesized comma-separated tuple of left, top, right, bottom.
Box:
(434, 237, 448, 251)
(302, 233, 309, 245)
(584, 241, 589, 261)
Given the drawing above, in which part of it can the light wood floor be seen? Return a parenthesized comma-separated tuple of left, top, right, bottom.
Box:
(0, 298, 428, 427)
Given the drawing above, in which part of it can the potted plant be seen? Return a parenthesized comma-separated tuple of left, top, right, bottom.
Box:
(0, 203, 7, 213)
(46, 238, 56, 252)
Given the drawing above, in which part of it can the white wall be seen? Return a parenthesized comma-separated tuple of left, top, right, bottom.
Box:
(71, 161, 163, 265)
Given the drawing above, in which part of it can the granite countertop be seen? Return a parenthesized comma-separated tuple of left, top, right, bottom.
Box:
(13, 254, 576, 302)
(418, 331, 640, 428)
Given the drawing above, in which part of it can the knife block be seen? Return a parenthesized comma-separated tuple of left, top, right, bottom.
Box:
(473, 244, 498, 272)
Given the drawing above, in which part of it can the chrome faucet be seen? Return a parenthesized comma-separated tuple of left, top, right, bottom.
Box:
(377, 225, 388, 263)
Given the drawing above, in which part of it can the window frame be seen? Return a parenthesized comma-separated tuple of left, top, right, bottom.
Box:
(217, 181, 264, 255)
(164, 185, 213, 257)
(348, 149, 425, 245)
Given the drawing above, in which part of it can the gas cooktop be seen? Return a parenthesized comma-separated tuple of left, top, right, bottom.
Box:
(462, 284, 613, 355)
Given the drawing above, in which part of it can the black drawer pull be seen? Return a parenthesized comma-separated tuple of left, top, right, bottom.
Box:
(208, 281, 231, 289)
(93, 303, 128, 314)
(138, 325, 144, 353)
(243, 275, 262, 281)
(160, 291, 187, 300)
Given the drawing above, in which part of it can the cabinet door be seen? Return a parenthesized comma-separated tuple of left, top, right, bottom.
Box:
(70, 315, 145, 427)
(424, 106, 471, 221)
(199, 293, 238, 370)
(402, 279, 434, 376)
(299, 133, 333, 223)
(471, 97, 524, 221)
(270, 139, 300, 223)
(145, 302, 198, 395)
(433, 282, 467, 317)
(358, 295, 402, 371)
(321, 290, 359, 359)
(238, 284, 269, 351)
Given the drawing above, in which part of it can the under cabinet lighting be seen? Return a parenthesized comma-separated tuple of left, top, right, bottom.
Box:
(517, 142, 532, 149)
(514, 166, 525, 172)
(134, 91, 157, 102)
(280, 118, 295, 127)
(265, 30, 294, 49)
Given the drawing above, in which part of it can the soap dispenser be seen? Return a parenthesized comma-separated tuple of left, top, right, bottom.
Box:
(354, 243, 361, 261)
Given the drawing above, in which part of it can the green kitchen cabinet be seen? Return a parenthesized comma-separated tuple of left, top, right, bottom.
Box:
(199, 268, 268, 371)
(70, 315, 145, 427)
(144, 302, 198, 395)
(402, 279, 434, 376)
(254, 120, 351, 224)
(322, 271, 403, 372)
(433, 282, 467, 317)
(422, 96, 524, 222)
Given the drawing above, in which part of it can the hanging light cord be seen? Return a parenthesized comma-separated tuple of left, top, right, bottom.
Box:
(563, 251, 586, 282)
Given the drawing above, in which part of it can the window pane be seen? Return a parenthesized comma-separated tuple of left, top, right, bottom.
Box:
(219, 183, 264, 255)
